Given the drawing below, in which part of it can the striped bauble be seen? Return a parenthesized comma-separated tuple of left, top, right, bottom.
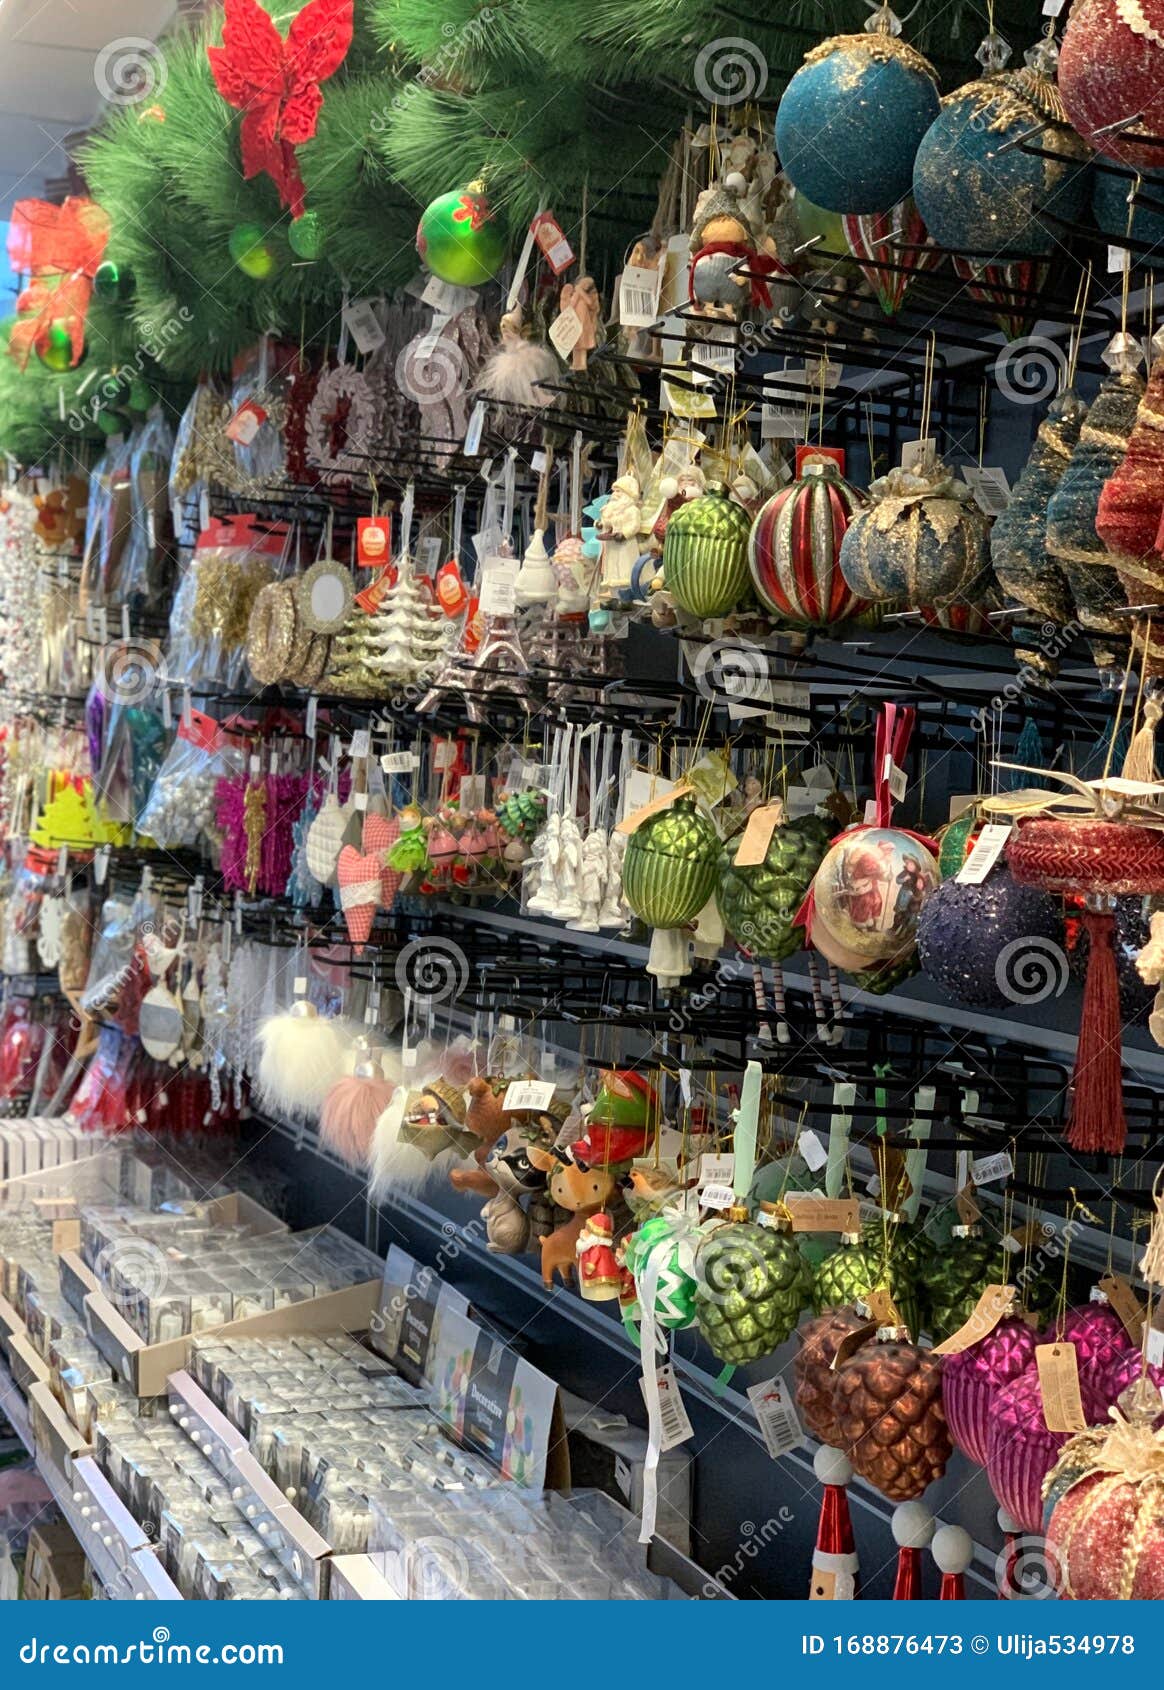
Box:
(748, 458, 867, 627)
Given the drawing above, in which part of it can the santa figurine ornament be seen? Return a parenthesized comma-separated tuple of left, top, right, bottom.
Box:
(576, 1211, 622, 1301)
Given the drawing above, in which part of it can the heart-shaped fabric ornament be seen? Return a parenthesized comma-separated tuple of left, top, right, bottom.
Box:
(336, 846, 381, 953)
(306, 795, 350, 884)
(362, 812, 403, 909)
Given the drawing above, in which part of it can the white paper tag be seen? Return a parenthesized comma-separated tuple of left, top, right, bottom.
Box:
(94, 844, 110, 886)
(798, 1130, 829, 1173)
(1107, 244, 1131, 274)
(381, 750, 419, 774)
(690, 334, 736, 376)
(747, 1375, 804, 1460)
(199, 488, 211, 533)
(421, 275, 477, 316)
(700, 1183, 736, 1212)
(901, 438, 937, 474)
(414, 313, 451, 362)
(433, 740, 456, 772)
(550, 306, 583, 361)
(761, 403, 800, 440)
(962, 464, 1012, 516)
(699, 1153, 735, 1188)
(459, 774, 486, 810)
(957, 822, 1014, 884)
(1147, 1327, 1164, 1368)
(882, 754, 908, 803)
(479, 560, 518, 616)
(1042, 0, 1067, 12)
(349, 729, 371, 759)
(502, 1079, 557, 1112)
(679, 1067, 693, 1106)
(641, 1364, 694, 1452)
(342, 297, 386, 356)
(619, 263, 664, 328)
(305, 695, 318, 740)
(972, 1150, 1015, 1187)
(463, 400, 487, 457)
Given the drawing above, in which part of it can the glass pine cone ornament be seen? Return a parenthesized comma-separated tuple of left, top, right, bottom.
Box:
(915, 865, 1065, 1010)
(794, 1308, 875, 1445)
(661, 483, 752, 619)
(693, 1210, 811, 1365)
(922, 1228, 1000, 1342)
(839, 458, 991, 607)
(1045, 1301, 1137, 1386)
(716, 813, 832, 961)
(621, 796, 719, 929)
(774, 5, 940, 215)
(1059, 0, 1164, 168)
(810, 826, 939, 967)
(813, 1233, 917, 1335)
(941, 1316, 1039, 1467)
(748, 458, 867, 627)
(416, 185, 507, 287)
(912, 62, 1090, 259)
(832, 1337, 952, 1500)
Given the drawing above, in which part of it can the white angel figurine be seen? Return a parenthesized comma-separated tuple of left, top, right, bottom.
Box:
(524, 816, 556, 914)
(598, 829, 628, 930)
(550, 813, 583, 922)
(568, 829, 608, 933)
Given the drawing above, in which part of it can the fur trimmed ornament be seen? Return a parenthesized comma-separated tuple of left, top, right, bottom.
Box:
(832, 1334, 951, 1502)
(208, 0, 354, 220)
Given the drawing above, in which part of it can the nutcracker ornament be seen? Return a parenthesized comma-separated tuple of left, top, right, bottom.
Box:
(662, 482, 752, 620)
(747, 456, 867, 631)
(891, 1502, 934, 1600)
(775, 4, 940, 216)
(808, 1447, 859, 1600)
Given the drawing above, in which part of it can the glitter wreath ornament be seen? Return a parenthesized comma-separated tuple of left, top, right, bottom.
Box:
(774, 3, 941, 216)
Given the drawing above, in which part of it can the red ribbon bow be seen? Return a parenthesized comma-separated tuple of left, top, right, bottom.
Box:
(6, 197, 110, 371)
(208, 0, 353, 221)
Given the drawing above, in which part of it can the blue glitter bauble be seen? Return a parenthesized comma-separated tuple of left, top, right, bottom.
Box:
(913, 74, 1090, 258)
(775, 36, 939, 215)
(916, 868, 1064, 1010)
(1092, 166, 1164, 252)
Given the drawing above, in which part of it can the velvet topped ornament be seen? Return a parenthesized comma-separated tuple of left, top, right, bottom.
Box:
(1046, 335, 1146, 670)
(775, 4, 940, 216)
(748, 456, 867, 629)
(912, 33, 1089, 263)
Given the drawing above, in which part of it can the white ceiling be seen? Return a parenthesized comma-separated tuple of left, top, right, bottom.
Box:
(0, 0, 178, 214)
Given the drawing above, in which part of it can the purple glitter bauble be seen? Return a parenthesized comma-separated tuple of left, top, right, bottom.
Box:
(916, 867, 1064, 1010)
(987, 1365, 1106, 1533)
(942, 1316, 1039, 1467)
(1045, 1302, 1136, 1385)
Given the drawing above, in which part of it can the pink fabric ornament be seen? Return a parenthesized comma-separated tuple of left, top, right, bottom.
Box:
(362, 812, 403, 909)
(320, 1036, 395, 1167)
(336, 845, 381, 952)
(942, 1316, 1039, 1468)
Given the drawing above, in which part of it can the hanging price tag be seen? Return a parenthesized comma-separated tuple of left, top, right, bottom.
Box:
(342, 296, 386, 355)
(900, 438, 937, 474)
(420, 275, 478, 317)
(305, 696, 318, 740)
(381, 750, 419, 775)
(1098, 1273, 1147, 1345)
(865, 1287, 905, 1330)
(747, 1375, 804, 1460)
(734, 801, 784, 866)
(640, 1364, 694, 1451)
(226, 398, 268, 445)
(962, 465, 1011, 516)
(933, 1285, 1017, 1355)
(798, 1130, 829, 1173)
(619, 263, 664, 328)
(699, 1153, 735, 1188)
(615, 781, 693, 837)
(971, 1150, 1014, 1186)
(478, 560, 518, 616)
(550, 306, 583, 361)
(783, 1195, 860, 1234)
(348, 729, 371, 759)
(679, 1067, 693, 1106)
(530, 211, 575, 275)
(1108, 244, 1131, 273)
(502, 1079, 557, 1112)
(1036, 1342, 1087, 1432)
(463, 401, 487, 457)
(882, 754, 908, 804)
(956, 822, 1014, 884)
(699, 1184, 735, 1212)
(357, 517, 391, 568)
(1148, 1327, 1164, 1368)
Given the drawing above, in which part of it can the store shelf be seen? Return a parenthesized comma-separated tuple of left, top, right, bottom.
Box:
(0, 1357, 33, 1456)
(37, 1450, 181, 1601)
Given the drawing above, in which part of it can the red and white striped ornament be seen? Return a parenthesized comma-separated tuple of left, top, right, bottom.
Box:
(842, 195, 941, 316)
(748, 457, 866, 628)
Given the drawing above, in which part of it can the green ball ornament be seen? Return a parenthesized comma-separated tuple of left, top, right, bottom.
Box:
(622, 796, 720, 930)
(289, 212, 324, 260)
(694, 1212, 810, 1364)
(662, 483, 752, 619)
(93, 260, 134, 303)
(417, 185, 507, 287)
(229, 223, 279, 281)
(622, 1216, 698, 1330)
(814, 1233, 918, 1336)
(716, 813, 831, 961)
(35, 320, 81, 374)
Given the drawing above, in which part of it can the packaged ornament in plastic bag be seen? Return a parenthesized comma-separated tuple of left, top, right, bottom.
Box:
(137, 708, 245, 850)
(169, 513, 286, 693)
(117, 406, 175, 611)
(225, 338, 290, 490)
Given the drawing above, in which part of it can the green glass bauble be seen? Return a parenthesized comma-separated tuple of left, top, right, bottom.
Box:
(417, 185, 506, 287)
(622, 1216, 698, 1330)
(923, 1230, 997, 1342)
(814, 1234, 917, 1335)
(622, 796, 719, 930)
(716, 813, 831, 961)
(229, 223, 279, 280)
(93, 260, 134, 303)
(663, 484, 752, 619)
(860, 1216, 925, 1339)
(938, 810, 977, 879)
(694, 1216, 810, 1364)
(35, 320, 79, 374)
(289, 212, 324, 260)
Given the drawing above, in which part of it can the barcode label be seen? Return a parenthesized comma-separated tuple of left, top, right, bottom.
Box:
(748, 1375, 804, 1460)
(502, 1079, 556, 1112)
(699, 1153, 735, 1187)
(972, 1150, 1014, 1186)
(700, 1183, 735, 1212)
(479, 561, 518, 615)
(381, 750, 419, 774)
(957, 822, 1014, 884)
(619, 264, 663, 328)
(641, 1364, 694, 1452)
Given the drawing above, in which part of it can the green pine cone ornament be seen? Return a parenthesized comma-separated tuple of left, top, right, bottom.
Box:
(814, 1236, 918, 1336)
(622, 1215, 698, 1331)
(717, 814, 832, 960)
(662, 484, 752, 619)
(860, 1217, 925, 1338)
(923, 1232, 999, 1342)
(622, 797, 720, 929)
(694, 1217, 811, 1365)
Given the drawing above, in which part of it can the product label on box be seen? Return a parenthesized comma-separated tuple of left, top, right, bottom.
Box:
(747, 1375, 804, 1460)
(373, 1246, 468, 1385)
(478, 559, 518, 616)
(432, 1305, 560, 1487)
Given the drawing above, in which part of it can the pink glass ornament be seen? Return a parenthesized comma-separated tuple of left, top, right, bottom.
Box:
(942, 1317, 1039, 1468)
(1045, 1302, 1136, 1385)
(986, 1365, 1106, 1534)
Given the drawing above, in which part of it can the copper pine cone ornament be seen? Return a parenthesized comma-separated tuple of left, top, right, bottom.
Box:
(832, 1339, 951, 1501)
(794, 1308, 874, 1446)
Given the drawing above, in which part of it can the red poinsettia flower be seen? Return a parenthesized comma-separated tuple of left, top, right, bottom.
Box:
(452, 192, 491, 234)
(208, 0, 353, 220)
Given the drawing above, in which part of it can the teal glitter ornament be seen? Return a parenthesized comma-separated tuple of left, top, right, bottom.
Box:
(913, 61, 1090, 259)
(775, 6, 940, 216)
(839, 458, 991, 608)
